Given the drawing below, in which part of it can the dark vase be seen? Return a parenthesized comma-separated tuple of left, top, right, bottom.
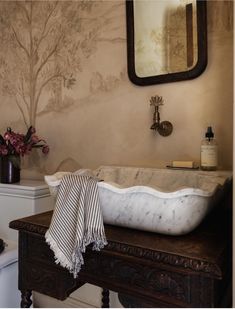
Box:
(0, 155, 21, 184)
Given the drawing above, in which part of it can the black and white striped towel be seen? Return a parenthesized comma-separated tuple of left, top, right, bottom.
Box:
(45, 174, 107, 278)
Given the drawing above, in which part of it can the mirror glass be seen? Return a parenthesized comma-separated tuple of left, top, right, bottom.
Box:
(126, 0, 207, 85)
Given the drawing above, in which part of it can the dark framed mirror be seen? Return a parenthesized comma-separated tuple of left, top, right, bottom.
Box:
(126, 0, 207, 86)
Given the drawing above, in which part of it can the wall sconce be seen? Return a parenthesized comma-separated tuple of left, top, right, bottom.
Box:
(150, 95, 173, 137)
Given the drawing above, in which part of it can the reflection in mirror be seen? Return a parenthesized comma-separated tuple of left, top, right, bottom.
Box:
(126, 0, 207, 86)
(134, 0, 198, 76)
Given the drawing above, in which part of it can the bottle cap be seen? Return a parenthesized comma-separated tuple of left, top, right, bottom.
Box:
(205, 126, 214, 138)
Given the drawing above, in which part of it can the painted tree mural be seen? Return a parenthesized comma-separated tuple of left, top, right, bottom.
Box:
(0, 0, 99, 128)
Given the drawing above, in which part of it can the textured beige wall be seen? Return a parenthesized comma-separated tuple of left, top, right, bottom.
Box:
(0, 1, 233, 179)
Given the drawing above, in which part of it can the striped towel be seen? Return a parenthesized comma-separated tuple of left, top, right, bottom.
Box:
(45, 174, 107, 278)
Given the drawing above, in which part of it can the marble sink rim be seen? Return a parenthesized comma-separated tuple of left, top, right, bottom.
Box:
(98, 182, 217, 198)
(45, 166, 233, 199)
(95, 165, 232, 198)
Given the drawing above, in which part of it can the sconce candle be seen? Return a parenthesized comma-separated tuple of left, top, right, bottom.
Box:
(150, 95, 173, 137)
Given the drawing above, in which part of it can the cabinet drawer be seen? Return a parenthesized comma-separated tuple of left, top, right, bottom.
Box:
(81, 250, 192, 307)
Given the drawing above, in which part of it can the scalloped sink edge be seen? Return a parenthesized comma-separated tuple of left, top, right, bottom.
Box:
(45, 166, 232, 236)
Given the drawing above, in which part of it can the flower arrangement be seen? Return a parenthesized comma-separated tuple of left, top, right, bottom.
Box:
(0, 126, 49, 167)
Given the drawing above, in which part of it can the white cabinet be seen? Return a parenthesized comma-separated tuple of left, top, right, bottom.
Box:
(0, 180, 54, 241)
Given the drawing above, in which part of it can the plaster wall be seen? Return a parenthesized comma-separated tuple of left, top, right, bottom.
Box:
(0, 1, 233, 308)
(0, 0, 233, 178)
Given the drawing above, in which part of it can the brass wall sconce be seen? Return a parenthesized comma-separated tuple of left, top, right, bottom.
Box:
(150, 95, 173, 137)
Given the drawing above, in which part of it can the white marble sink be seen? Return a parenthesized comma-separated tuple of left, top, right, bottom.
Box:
(45, 166, 232, 236)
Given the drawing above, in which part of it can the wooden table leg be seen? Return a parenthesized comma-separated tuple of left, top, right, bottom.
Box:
(102, 288, 110, 308)
(20, 290, 32, 308)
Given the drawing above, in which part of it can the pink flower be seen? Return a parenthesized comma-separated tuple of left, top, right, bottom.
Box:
(31, 135, 40, 144)
(42, 145, 49, 154)
(0, 127, 49, 158)
(3, 132, 11, 141)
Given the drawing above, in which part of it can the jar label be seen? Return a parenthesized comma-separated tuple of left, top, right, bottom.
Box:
(201, 145, 218, 167)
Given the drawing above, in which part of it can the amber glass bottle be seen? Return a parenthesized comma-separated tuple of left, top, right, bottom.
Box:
(200, 127, 218, 171)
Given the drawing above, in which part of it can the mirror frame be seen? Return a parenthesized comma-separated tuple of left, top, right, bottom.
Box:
(126, 0, 207, 86)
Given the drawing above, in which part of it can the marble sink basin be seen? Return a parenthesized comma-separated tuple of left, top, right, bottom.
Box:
(93, 166, 232, 235)
(45, 166, 232, 236)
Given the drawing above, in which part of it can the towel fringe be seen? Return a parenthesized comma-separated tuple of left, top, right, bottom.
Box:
(45, 231, 73, 272)
(83, 231, 108, 251)
(45, 226, 108, 279)
(71, 232, 108, 278)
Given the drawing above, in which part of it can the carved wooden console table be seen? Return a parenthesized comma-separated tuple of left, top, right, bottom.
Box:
(10, 203, 232, 308)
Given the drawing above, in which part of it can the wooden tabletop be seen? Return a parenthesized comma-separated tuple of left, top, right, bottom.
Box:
(10, 203, 231, 278)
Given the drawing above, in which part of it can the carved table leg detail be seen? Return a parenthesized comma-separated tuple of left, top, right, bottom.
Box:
(20, 290, 32, 308)
(102, 288, 110, 308)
